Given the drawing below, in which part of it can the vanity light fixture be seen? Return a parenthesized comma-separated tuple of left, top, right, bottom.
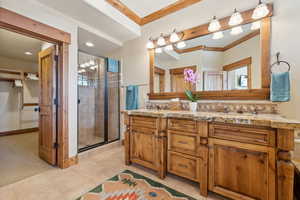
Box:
(229, 9, 243, 26)
(165, 45, 173, 51)
(251, 21, 261, 30)
(157, 34, 166, 46)
(230, 26, 243, 35)
(85, 42, 94, 47)
(208, 16, 221, 32)
(155, 48, 162, 53)
(176, 41, 186, 49)
(146, 39, 155, 49)
(252, 0, 270, 19)
(170, 29, 180, 43)
(212, 31, 224, 40)
(24, 51, 33, 55)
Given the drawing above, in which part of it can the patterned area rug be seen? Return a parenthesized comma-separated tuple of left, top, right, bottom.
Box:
(76, 170, 196, 200)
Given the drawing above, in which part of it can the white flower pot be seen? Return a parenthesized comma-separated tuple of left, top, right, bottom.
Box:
(189, 102, 198, 112)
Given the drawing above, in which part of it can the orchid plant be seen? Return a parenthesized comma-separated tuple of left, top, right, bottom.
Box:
(184, 68, 200, 102)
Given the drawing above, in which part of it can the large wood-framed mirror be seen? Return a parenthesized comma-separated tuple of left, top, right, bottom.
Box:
(149, 5, 273, 100)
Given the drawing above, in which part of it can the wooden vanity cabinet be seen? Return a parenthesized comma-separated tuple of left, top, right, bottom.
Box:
(124, 114, 295, 200)
(124, 114, 167, 179)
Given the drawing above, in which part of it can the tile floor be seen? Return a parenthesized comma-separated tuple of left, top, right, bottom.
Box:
(0, 142, 225, 200)
(0, 132, 55, 187)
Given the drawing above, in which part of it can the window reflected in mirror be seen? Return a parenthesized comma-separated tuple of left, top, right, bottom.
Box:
(154, 23, 261, 93)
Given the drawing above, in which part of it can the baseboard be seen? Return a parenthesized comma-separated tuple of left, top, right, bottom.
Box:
(0, 127, 39, 137)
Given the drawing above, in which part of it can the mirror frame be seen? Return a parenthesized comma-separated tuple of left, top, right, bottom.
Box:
(148, 4, 273, 100)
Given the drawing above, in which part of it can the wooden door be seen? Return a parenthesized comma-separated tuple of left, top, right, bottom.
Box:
(203, 71, 223, 91)
(208, 138, 276, 200)
(130, 128, 157, 170)
(38, 46, 57, 165)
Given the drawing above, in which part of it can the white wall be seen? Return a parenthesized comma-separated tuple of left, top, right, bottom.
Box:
(1, 0, 78, 157)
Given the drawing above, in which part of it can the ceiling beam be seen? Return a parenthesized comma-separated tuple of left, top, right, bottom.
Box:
(106, 0, 202, 26)
(141, 0, 202, 25)
(106, 0, 142, 25)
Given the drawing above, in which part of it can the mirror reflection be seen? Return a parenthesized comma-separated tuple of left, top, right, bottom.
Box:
(154, 23, 261, 93)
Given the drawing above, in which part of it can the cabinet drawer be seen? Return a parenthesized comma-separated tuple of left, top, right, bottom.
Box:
(168, 151, 200, 182)
(209, 123, 276, 147)
(168, 118, 197, 133)
(131, 116, 157, 129)
(132, 126, 156, 135)
(168, 130, 199, 156)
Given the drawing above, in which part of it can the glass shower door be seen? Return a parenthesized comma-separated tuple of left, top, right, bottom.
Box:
(78, 52, 105, 150)
(78, 52, 120, 152)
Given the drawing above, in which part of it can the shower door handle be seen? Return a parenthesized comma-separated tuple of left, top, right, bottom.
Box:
(78, 99, 81, 104)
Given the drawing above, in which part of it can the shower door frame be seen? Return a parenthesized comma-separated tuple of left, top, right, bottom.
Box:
(77, 52, 120, 153)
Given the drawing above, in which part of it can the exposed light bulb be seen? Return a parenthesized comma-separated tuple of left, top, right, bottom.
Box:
(230, 26, 243, 35)
(229, 9, 243, 26)
(146, 39, 154, 49)
(176, 41, 186, 49)
(80, 64, 85, 68)
(212, 31, 224, 40)
(208, 16, 221, 32)
(170, 30, 180, 43)
(251, 21, 261, 30)
(157, 34, 166, 46)
(252, 0, 270, 19)
(155, 48, 162, 53)
(165, 45, 173, 51)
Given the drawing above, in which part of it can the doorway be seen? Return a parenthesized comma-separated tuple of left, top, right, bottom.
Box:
(77, 51, 120, 152)
(0, 28, 58, 186)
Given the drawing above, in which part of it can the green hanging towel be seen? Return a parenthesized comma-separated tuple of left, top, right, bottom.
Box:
(271, 71, 291, 102)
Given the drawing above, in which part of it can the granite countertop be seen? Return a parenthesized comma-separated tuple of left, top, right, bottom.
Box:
(123, 109, 300, 129)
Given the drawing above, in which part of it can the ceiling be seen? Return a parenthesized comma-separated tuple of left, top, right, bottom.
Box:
(36, 0, 141, 44)
(120, 0, 178, 17)
(78, 27, 120, 57)
(0, 28, 44, 62)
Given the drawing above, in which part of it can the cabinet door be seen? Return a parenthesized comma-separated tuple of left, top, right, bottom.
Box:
(208, 138, 276, 200)
(130, 128, 157, 170)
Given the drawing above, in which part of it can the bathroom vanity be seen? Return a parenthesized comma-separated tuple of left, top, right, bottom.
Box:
(123, 109, 299, 200)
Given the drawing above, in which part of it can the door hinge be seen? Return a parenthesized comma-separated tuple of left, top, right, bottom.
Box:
(53, 142, 59, 149)
(54, 98, 58, 105)
(54, 55, 59, 62)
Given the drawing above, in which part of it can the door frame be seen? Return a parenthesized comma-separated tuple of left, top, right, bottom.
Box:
(0, 7, 71, 168)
